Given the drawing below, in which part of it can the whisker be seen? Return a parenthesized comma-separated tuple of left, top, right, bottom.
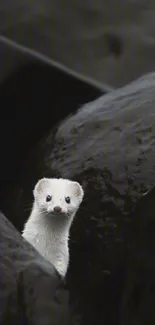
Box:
(80, 207, 91, 212)
(37, 210, 49, 218)
(23, 202, 33, 207)
(24, 207, 32, 212)
(23, 203, 33, 209)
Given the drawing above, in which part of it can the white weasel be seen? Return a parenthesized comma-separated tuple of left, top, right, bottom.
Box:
(22, 177, 84, 278)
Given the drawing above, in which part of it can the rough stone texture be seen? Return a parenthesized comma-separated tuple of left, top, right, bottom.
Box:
(121, 186, 155, 325)
(1, 0, 155, 87)
(0, 212, 71, 325)
(2, 72, 155, 325)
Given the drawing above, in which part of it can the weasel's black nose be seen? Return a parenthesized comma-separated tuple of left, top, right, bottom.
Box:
(53, 206, 62, 213)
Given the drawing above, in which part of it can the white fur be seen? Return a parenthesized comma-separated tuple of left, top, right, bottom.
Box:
(22, 178, 84, 277)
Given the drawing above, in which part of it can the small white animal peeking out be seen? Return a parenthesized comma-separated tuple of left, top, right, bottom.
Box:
(22, 177, 84, 278)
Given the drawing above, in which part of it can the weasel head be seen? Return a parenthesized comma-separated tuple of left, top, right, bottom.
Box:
(33, 177, 84, 218)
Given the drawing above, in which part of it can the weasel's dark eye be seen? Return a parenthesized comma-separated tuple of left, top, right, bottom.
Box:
(65, 196, 70, 204)
(46, 195, 52, 202)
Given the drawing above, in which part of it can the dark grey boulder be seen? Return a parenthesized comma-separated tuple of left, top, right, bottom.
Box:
(121, 186, 155, 325)
(2, 71, 155, 324)
(0, 212, 71, 325)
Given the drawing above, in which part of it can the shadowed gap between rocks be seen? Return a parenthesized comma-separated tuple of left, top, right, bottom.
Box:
(0, 58, 104, 211)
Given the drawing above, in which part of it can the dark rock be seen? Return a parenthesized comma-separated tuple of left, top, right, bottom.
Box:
(0, 211, 71, 325)
(2, 71, 155, 324)
(121, 186, 155, 325)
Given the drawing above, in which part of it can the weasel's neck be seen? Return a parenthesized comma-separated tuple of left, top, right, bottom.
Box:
(23, 203, 75, 277)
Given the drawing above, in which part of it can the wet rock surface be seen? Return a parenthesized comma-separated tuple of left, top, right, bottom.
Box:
(0, 211, 71, 325)
(2, 72, 155, 324)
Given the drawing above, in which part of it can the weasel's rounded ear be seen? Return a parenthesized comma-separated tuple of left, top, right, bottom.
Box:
(71, 181, 84, 200)
(33, 178, 49, 197)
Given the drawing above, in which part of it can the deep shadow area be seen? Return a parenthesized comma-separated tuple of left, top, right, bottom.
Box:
(0, 59, 103, 200)
(4, 72, 155, 325)
(121, 186, 155, 325)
